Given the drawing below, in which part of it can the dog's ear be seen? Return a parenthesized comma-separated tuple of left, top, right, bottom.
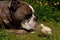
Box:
(8, 0, 20, 11)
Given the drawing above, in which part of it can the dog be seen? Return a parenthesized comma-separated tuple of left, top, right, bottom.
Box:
(0, 0, 37, 33)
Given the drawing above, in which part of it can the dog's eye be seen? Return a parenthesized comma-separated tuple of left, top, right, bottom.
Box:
(25, 14, 32, 19)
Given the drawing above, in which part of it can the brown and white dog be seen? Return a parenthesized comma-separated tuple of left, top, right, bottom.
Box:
(0, 0, 37, 33)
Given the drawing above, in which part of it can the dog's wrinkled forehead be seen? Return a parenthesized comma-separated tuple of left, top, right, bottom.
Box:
(28, 5, 34, 13)
(24, 3, 35, 20)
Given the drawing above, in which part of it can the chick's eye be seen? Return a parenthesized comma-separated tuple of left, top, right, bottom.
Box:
(46, 31, 48, 33)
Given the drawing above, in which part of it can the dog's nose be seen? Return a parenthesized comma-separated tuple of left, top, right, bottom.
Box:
(34, 16, 38, 21)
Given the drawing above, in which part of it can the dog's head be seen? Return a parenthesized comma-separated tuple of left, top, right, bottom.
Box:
(13, 1, 37, 30)
(8, 1, 37, 29)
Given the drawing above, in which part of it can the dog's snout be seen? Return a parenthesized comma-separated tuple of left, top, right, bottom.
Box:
(34, 16, 38, 21)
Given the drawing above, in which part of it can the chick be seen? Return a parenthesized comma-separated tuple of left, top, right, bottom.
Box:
(39, 24, 52, 36)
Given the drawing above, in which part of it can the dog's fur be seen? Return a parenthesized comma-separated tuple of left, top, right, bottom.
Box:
(0, 0, 37, 33)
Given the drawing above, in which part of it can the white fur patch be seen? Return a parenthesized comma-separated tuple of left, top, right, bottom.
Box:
(29, 5, 34, 13)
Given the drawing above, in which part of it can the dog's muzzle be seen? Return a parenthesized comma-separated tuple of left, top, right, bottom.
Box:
(22, 14, 37, 30)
